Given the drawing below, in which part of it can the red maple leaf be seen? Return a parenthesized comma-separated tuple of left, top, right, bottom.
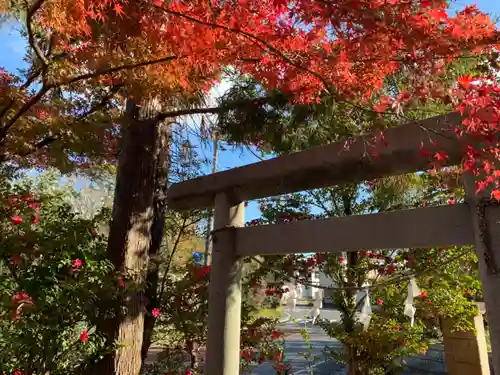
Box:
(114, 3, 125, 17)
(458, 74, 473, 89)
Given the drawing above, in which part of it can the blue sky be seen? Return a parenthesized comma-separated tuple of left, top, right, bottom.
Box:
(1, 0, 499, 221)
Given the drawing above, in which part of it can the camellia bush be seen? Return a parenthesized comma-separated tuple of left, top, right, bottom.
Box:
(0, 172, 116, 375)
(146, 252, 286, 375)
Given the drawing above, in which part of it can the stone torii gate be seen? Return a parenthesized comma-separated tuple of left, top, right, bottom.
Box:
(166, 112, 500, 375)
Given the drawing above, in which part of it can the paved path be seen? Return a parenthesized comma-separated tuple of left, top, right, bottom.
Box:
(148, 306, 448, 374)
(250, 306, 343, 375)
(251, 306, 447, 375)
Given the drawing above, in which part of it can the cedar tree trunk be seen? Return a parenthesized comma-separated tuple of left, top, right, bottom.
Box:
(99, 99, 161, 375)
(141, 119, 171, 361)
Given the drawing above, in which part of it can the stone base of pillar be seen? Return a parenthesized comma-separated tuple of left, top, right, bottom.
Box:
(442, 309, 490, 375)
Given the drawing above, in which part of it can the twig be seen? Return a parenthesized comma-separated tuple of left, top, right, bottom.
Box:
(245, 145, 265, 161)
(0, 68, 43, 122)
(21, 85, 122, 156)
(61, 55, 178, 86)
(159, 217, 189, 300)
(0, 84, 50, 141)
(156, 95, 282, 121)
(25, 0, 49, 69)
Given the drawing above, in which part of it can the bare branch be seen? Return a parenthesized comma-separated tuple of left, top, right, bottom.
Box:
(25, 0, 49, 69)
(159, 217, 189, 301)
(0, 54, 178, 147)
(156, 95, 283, 121)
(20, 85, 123, 156)
(61, 55, 178, 86)
(0, 84, 50, 142)
(0, 67, 42, 123)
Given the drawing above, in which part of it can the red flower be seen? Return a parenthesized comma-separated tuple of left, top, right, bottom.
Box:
(265, 289, 274, 296)
(492, 190, 500, 201)
(11, 216, 23, 225)
(72, 259, 83, 270)
(152, 308, 161, 318)
(419, 291, 428, 298)
(338, 257, 345, 263)
(12, 253, 21, 266)
(28, 202, 41, 210)
(201, 265, 211, 276)
(241, 349, 253, 360)
(80, 330, 89, 342)
(13, 291, 32, 304)
(407, 255, 413, 265)
(32, 215, 40, 225)
(377, 299, 383, 305)
(119, 279, 125, 288)
(275, 363, 287, 371)
(23, 196, 30, 202)
(275, 351, 283, 362)
(271, 330, 281, 339)
(11, 370, 22, 375)
(185, 370, 193, 375)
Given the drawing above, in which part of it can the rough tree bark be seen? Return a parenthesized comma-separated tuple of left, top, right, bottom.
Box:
(340, 192, 363, 375)
(141, 119, 171, 361)
(108, 99, 158, 375)
(92, 99, 166, 375)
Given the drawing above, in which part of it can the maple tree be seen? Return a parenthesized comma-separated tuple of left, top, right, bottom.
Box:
(0, 0, 499, 374)
(0, 0, 497, 169)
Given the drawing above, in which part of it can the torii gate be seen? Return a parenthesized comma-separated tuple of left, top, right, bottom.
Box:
(167, 112, 500, 375)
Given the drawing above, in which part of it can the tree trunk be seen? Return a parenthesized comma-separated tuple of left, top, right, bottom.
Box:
(187, 340, 199, 370)
(141, 119, 171, 361)
(342, 192, 363, 375)
(92, 99, 162, 375)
